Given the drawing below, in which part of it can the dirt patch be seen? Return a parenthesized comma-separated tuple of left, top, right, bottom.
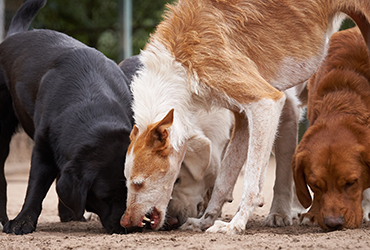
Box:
(2, 147, 370, 249)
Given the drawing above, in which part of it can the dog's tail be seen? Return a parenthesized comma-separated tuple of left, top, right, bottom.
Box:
(341, 4, 370, 55)
(6, 0, 47, 38)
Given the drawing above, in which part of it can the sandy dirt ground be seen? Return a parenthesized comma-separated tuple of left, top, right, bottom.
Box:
(2, 133, 370, 249)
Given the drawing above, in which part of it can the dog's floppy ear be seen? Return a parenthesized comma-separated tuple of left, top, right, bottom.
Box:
(56, 165, 91, 221)
(147, 109, 174, 156)
(292, 150, 312, 208)
(183, 135, 212, 182)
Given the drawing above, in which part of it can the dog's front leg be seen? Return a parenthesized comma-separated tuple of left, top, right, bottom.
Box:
(3, 138, 58, 235)
(208, 96, 285, 234)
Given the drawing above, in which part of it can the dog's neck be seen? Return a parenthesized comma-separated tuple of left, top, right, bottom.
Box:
(131, 40, 194, 151)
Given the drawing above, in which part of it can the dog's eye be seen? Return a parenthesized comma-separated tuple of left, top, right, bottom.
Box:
(345, 179, 357, 190)
(309, 183, 321, 191)
(174, 178, 180, 185)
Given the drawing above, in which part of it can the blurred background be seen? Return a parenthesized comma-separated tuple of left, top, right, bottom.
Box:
(4, 0, 175, 63)
(1, 0, 356, 166)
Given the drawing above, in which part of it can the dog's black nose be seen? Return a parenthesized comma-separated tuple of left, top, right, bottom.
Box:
(324, 216, 344, 230)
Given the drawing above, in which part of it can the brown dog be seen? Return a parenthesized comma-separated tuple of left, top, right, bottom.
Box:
(292, 27, 370, 231)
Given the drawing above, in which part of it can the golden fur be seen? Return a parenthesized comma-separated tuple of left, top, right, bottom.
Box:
(292, 27, 370, 230)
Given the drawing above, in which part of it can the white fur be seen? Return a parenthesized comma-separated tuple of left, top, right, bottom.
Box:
(265, 85, 307, 226)
(362, 188, 370, 222)
(131, 41, 193, 151)
(168, 108, 233, 225)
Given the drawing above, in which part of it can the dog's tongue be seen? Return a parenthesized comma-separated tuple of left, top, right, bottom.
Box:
(150, 207, 160, 229)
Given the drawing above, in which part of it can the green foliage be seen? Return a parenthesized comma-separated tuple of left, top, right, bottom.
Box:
(340, 18, 356, 30)
(131, 1, 173, 54)
(31, 0, 175, 62)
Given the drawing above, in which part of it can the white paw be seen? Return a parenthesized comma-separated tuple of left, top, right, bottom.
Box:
(206, 219, 245, 235)
(362, 209, 370, 223)
(291, 203, 308, 220)
(362, 189, 370, 223)
(180, 218, 203, 232)
(300, 216, 313, 226)
(84, 212, 100, 221)
(264, 213, 292, 227)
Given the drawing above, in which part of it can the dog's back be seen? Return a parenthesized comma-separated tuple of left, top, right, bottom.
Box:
(307, 27, 370, 124)
(0, 30, 132, 139)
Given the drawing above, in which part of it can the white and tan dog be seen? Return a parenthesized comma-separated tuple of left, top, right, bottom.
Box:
(121, 0, 370, 234)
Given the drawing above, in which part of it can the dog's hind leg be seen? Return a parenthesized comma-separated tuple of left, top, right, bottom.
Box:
(264, 88, 301, 227)
(0, 77, 19, 229)
(3, 132, 58, 234)
(182, 76, 286, 234)
(208, 95, 286, 234)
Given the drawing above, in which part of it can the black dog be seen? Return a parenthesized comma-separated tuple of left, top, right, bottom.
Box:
(0, 0, 133, 234)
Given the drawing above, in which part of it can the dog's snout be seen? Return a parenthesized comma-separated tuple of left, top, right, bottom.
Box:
(324, 216, 344, 231)
(120, 213, 133, 228)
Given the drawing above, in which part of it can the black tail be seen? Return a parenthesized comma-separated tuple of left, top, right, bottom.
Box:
(6, 0, 47, 38)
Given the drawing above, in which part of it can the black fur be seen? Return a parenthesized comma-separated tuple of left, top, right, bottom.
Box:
(0, 0, 133, 234)
(118, 55, 143, 82)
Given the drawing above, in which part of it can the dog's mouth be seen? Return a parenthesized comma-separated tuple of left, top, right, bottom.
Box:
(138, 207, 161, 230)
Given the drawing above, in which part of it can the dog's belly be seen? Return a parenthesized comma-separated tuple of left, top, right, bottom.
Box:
(270, 54, 326, 91)
(268, 12, 345, 91)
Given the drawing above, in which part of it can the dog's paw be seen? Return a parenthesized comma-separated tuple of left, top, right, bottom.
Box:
(3, 218, 36, 235)
(180, 218, 204, 232)
(299, 212, 315, 226)
(264, 213, 292, 227)
(206, 219, 245, 235)
(362, 190, 370, 223)
(84, 212, 100, 222)
(362, 211, 370, 223)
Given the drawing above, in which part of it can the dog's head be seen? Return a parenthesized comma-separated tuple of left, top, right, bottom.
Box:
(56, 128, 133, 234)
(120, 109, 187, 230)
(292, 122, 370, 230)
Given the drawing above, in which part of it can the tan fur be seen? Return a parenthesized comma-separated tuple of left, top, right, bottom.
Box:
(130, 110, 174, 179)
(154, 0, 370, 95)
